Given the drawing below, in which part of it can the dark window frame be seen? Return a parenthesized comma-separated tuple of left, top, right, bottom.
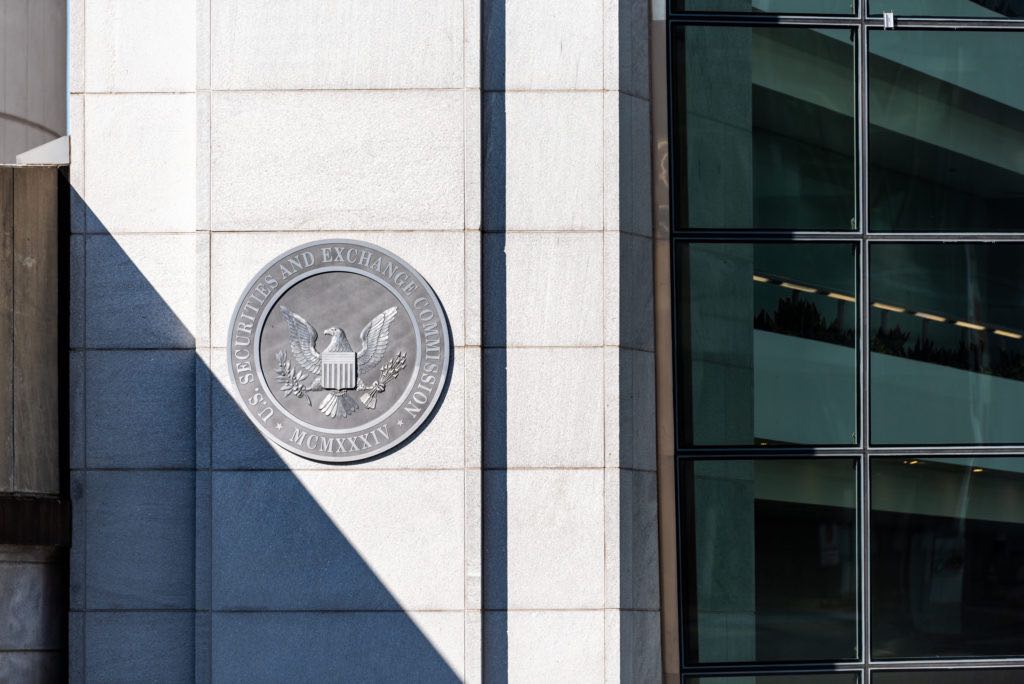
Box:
(667, 4, 1024, 680)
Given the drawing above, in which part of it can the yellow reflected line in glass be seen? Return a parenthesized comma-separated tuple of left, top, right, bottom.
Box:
(903, 459, 920, 465)
(781, 282, 817, 294)
(972, 467, 985, 473)
(873, 302, 905, 313)
(752, 274, 770, 283)
(827, 292, 856, 303)
(995, 329, 1023, 340)
(914, 312, 946, 322)
(955, 320, 985, 331)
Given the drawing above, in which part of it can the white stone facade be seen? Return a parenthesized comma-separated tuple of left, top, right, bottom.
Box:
(69, 1, 658, 680)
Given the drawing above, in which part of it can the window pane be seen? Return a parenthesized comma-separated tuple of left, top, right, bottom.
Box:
(689, 675, 859, 684)
(869, 31, 1024, 232)
(869, 0, 1024, 17)
(873, 669, 1024, 683)
(672, 26, 856, 230)
(681, 459, 859, 664)
(872, 458, 1024, 659)
(870, 243, 1024, 445)
(677, 242, 857, 447)
(673, 0, 854, 13)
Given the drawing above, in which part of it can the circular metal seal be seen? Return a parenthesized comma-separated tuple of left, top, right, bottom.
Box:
(226, 239, 451, 463)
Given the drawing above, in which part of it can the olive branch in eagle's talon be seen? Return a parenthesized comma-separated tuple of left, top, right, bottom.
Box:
(275, 351, 312, 406)
(358, 351, 407, 409)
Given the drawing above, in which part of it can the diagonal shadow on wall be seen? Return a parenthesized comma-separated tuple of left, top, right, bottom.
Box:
(69, 188, 461, 682)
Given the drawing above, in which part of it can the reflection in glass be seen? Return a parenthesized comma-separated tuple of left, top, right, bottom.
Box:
(677, 243, 857, 446)
(673, 0, 854, 13)
(869, 31, 1024, 231)
(870, 244, 1024, 445)
(672, 26, 856, 230)
(688, 675, 858, 684)
(873, 669, 1024, 683)
(869, 0, 1024, 17)
(681, 459, 858, 664)
(872, 458, 1024, 659)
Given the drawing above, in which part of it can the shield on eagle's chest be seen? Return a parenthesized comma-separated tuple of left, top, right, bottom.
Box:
(321, 351, 357, 390)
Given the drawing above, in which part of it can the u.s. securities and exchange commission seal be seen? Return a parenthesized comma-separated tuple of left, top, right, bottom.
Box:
(227, 239, 452, 463)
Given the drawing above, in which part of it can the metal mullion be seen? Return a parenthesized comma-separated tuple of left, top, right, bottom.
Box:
(672, 231, 861, 242)
(887, 17, 1024, 29)
(864, 232, 1024, 240)
(680, 663, 866, 675)
(867, 445, 1024, 456)
(868, 659, 1024, 669)
(667, 12, 863, 26)
(677, 447, 862, 458)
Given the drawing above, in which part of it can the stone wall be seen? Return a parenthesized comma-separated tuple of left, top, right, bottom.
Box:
(69, 1, 659, 680)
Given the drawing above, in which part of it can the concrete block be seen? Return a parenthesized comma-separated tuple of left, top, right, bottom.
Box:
(482, 232, 603, 347)
(212, 470, 463, 611)
(212, 611, 464, 682)
(0, 652, 63, 683)
(484, 470, 604, 609)
(0, 561, 65, 648)
(70, 235, 84, 346)
(70, 351, 84, 470)
(210, 229, 464, 350)
(85, 351, 195, 468)
(85, 234, 196, 349)
(604, 232, 654, 352)
(616, 469, 660, 611)
(210, 345, 465, 471)
(212, 0, 462, 90)
(604, 92, 653, 237)
(210, 91, 464, 231)
(86, 471, 195, 609)
(483, 0, 603, 91)
(615, 609, 662, 683)
(482, 91, 603, 231)
(85, 612, 194, 683)
(70, 473, 85, 610)
(83, 94, 196, 233)
(604, 0, 651, 99)
(483, 610, 604, 682)
(85, 0, 196, 92)
(69, 611, 83, 682)
(605, 348, 656, 471)
(483, 347, 603, 468)
(69, 0, 84, 93)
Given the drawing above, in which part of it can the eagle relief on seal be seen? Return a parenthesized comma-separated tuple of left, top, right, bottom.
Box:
(274, 306, 407, 419)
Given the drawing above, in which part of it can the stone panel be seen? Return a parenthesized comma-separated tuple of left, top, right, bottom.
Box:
(85, 471, 195, 610)
(211, 0, 462, 90)
(482, 91, 603, 231)
(483, 469, 603, 610)
(84, 351, 195, 468)
(83, 94, 196, 233)
(212, 470, 463, 611)
(84, 234, 196, 349)
(210, 91, 464, 232)
(483, 0, 603, 91)
(482, 347, 603, 468)
(84, 0, 196, 92)
(212, 611, 464, 682)
(481, 232, 603, 347)
(85, 612, 194, 683)
(483, 610, 604, 682)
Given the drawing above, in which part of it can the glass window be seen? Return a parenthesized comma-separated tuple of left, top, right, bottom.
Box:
(688, 675, 859, 683)
(677, 242, 857, 446)
(869, 31, 1024, 232)
(869, 243, 1024, 445)
(681, 458, 859, 664)
(672, 26, 856, 230)
(868, 0, 1024, 18)
(872, 457, 1024, 659)
(673, 0, 855, 14)
(873, 669, 1024, 683)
